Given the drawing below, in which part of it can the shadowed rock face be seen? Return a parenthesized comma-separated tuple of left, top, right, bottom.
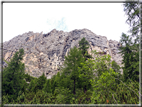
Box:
(1, 29, 123, 79)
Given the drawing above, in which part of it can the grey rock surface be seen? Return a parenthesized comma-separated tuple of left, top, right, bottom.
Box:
(1, 29, 123, 78)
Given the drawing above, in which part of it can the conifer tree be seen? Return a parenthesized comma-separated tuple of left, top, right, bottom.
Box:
(79, 37, 92, 60)
(54, 72, 61, 88)
(50, 75, 57, 94)
(28, 79, 35, 92)
(119, 2, 140, 82)
(119, 33, 139, 82)
(61, 46, 85, 95)
(43, 79, 51, 93)
(2, 48, 25, 100)
(36, 73, 47, 90)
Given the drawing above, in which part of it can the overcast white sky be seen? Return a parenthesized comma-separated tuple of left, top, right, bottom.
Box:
(3, 3, 130, 43)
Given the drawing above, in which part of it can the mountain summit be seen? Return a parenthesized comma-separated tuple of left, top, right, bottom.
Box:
(2, 29, 122, 79)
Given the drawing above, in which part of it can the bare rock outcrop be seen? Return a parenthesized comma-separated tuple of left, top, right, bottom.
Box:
(1, 29, 123, 79)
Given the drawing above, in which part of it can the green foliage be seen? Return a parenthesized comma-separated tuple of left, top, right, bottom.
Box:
(90, 49, 139, 104)
(92, 50, 112, 76)
(54, 72, 61, 87)
(42, 93, 52, 104)
(79, 37, 92, 60)
(118, 3, 140, 103)
(58, 72, 71, 89)
(36, 73, 47, 90)
(123, 2, 140, 40)
(54, 87, 72, 104)
(2, 32, 140, 104)
(2, 94, 9, 104)
(71, 88, 92, 104)
(27, 73, 46, 94)
(119, 33, 139, 82)
(31, 95, 39, 104)
(50, 72, 61, 93)
(32, 90, 45, 104)
(121, 1, 140, 82)
(43, 79, 51, 93)
(91, 68, 119, 104)
(24, 73, 35, 82)
(3, 58, 9, 65)
(114, 80, 139, 104)
(2, 48, 26, 101)
(61, 46, 85, 94)
(50, 75, 57, 94)
(78, 59, 94, 92)
(16, 93, 26, 103)
(29, 90, 51, 104)
(111, 60, 121, 73)
(25, 91, 35, 102)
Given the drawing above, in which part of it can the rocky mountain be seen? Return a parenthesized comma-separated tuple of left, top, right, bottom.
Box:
(1, 28, 123, 79)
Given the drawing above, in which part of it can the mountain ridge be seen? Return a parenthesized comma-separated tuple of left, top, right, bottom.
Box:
(1, 28, 123, 79)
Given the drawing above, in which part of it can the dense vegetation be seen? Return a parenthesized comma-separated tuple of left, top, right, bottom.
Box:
(2, 37, 139, 104)
(2, 2, 141, 105)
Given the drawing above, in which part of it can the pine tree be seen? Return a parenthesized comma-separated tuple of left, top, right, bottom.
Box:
(28, 79, 36, 92)
(79, 37, 92, 60)
(54, 72, 61, 88)
(50, 75, 57, 94)
(121, 2, 141, 100)
(119, 33, 139, 82)
(43, 79, 51, 93)
(36, 73, 47, 90)
(125, 1, 141, 79)
(61, 46, 85, 95)
(2, 48, 25, 101)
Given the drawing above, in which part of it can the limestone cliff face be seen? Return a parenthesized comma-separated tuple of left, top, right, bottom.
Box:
(1, 29, 123, 79)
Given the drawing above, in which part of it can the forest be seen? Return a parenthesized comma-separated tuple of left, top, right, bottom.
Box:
(1, 2, 141, 105)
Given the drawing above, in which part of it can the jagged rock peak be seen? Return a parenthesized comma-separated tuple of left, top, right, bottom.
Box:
(2, 28, 123, 79)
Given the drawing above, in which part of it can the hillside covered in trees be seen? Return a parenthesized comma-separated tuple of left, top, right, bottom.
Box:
(2, 36, 139, 104)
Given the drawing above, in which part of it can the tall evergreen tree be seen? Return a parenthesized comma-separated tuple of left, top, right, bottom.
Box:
(79, 37, 92, 60)
(2, 48, 25, 100)
(61, 46, 85, 95)
(123, 2, 141, 99)
(119, 33, 139, 82)
(119, 2, 141, 82)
